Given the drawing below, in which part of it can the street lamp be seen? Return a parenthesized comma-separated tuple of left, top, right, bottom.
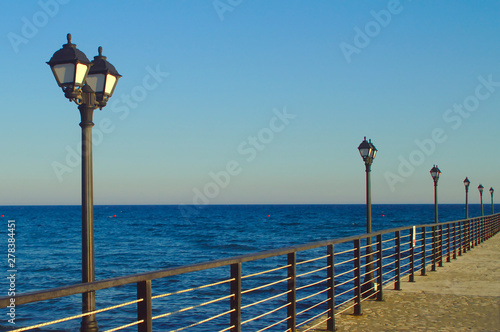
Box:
(430, 165, 441, 223)
(47, 34, 121, 332)
(429, 165, 441, 270)
(490, 187, 494, 214)
(358, 137, 377, 297)
(464, 177, 470, 219)
(478, 184, 484, 216)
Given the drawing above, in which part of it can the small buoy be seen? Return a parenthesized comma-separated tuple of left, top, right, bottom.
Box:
(382, 214, 385, 217)
(268, 215, 270, 217)
(113, 215, 117, 218)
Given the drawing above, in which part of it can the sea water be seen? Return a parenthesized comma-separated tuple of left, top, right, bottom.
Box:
(0, 204, 491, 330)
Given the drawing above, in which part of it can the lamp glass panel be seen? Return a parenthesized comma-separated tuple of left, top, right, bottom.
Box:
(86, 73, 105, 93)
(104, 75, 117, 95)
(75, 63, 89, 85)
(371, 149, 377, 159)
(53, 63, 75, 85)
(359, 148, 369, 158)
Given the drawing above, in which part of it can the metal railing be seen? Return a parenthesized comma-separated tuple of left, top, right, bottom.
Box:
(1, 213, 499, 331)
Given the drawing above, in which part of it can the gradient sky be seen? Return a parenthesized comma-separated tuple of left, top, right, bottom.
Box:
(1, 0, 499, 205)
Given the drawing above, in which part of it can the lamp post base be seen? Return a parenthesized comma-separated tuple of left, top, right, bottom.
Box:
(361, 281, 376, 298)
(361, 242, 376, 298)
(81, 320, 98, 332)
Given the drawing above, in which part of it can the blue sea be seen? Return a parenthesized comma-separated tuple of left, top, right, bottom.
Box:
(0, 204, 494, 330)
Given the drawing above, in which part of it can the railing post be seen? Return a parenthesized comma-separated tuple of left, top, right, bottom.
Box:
(421, 226, 426, 276)
(230, 263, 242, 332)
(475, 218, 479, 247)
(471, 218, 475, 249)
(488, 216, 491, 239)
(446, 223, 451, 263)
(467, 219, 471, 251)
(477, 217, 480, 244)
(452, 222, 457, 259)
(409, 228, 415, 283)
(490, 215, 493, 237)
(376, 234, 383, 301)
(486, 216, 489, 238)
(438, 225, 443, 267)
(471, 219, 475, 249)
(354, 239, 361, 315)
(458, 221, 463, 256)
(394, 231, 401, 291)
(481, 216, 485, 243)
(472, 218, 476, 247)
(494, 215, 497, 235)
(494, 215, 497, 236)
(459, 220, 467, 256)
(466, 219, 469, 251)
(489, 215, 492, 238)
(431, 226, 436, 271)
(479, 217, 482, 243)
(287, 252, 297, 332)
(327, 245, 335, 331)
(137, 280, 152, 332)
(477, 218, 480, 245)
(485, 216, 488, 239)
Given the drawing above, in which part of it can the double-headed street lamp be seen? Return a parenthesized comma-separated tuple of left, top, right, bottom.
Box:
(47, 34, 121, 332)
(490, 187, 494, 214)
(478, 184, 484, 216)
(358, 137, 377, 297)
(464, 177, 470, 219)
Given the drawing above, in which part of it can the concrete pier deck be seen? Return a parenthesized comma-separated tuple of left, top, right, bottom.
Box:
(310, 233, 500, 331)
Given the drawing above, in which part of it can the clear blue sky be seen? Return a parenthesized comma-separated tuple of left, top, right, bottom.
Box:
(1, 0, 499, 205)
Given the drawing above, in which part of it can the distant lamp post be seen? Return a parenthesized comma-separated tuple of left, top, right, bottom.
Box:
(430, 165, 441, 223)
(358, 137, 377, 297)
(490, 187, 494, 214)
(478, 184, 484, 216)
(47, 34, 121, 332)
(464, 177, 470, 219)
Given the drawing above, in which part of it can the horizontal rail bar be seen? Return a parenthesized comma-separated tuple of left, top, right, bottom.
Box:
(243, 264, 291, 279)
(297, 254, 329, 265)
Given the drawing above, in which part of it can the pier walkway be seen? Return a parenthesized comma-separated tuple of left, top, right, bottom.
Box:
(309, 233, 500, 331)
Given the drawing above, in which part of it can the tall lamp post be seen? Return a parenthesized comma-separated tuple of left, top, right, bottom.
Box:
(464, 177, 470, 219)
(47, 34, 121, 332)
(358, 137, 377, 297)
(430, 165, 441, 223)
(478, 184, 484, 216)
(430, 165, 441, 270)
(490, 187, 494, 214)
